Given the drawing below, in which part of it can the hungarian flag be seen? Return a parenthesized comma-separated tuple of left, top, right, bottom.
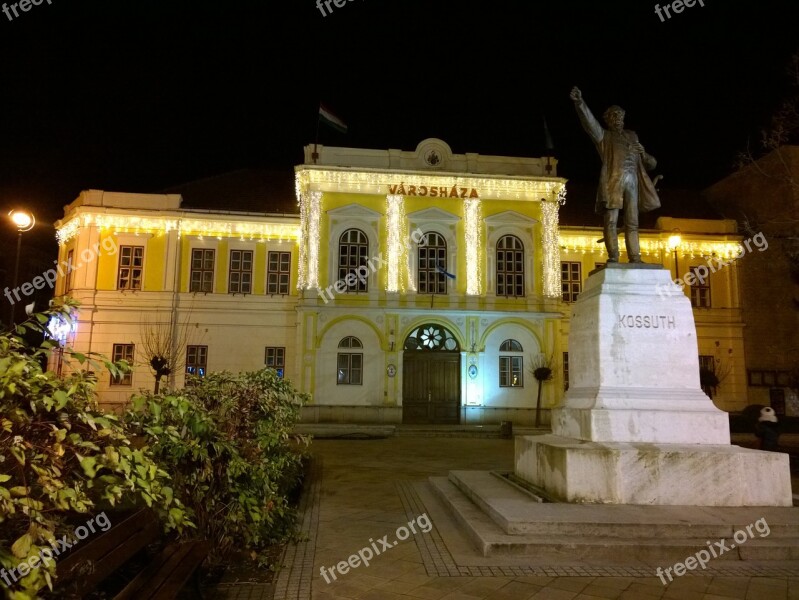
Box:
(319, 104, 348, 134)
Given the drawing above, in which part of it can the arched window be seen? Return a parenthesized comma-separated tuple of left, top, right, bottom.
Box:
(418, 232, 448, 295)
(338, 229, 369, 293)
(404, 324, 459, 351)
(499, 339, 523, 352)
(337, 336, 363, 385)
(499, 338, 523, 387)
(496, 235, 524, 297)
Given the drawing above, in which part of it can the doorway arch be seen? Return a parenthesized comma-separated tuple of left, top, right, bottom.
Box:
(402, 324, 461, 424)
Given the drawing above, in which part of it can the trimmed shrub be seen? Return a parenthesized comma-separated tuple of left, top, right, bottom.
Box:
(124, 369, 310, 565)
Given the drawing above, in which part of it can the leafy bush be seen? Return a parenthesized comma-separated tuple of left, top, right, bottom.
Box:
(124, 369, 310, 565)
(0, 302, 190, 600)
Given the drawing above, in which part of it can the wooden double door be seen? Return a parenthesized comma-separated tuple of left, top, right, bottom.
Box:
(402, 352, 461, 424)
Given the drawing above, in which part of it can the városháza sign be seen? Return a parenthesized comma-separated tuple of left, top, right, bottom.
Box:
(388, 183, 480, 198)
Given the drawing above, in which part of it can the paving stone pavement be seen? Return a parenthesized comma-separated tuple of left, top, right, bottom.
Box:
(267, 437, 799, 600)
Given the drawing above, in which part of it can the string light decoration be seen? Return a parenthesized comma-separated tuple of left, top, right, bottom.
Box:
(298, 191, 322, 290)
(55, 213, 299, 246)
(385, 194, 407, 293)
(296, 175, 309, 289)
(464, 198, 482, 295)
(295, 167, 566, 201)
(559, 233, 743, 259)
(541, 200, 561, 298)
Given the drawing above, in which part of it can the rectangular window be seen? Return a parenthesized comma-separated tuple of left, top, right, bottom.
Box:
(111, 343, 134, 386)
(228, 250, 253, 294)
(748, 369, 791, 387)
(267, 251, 291, 295)
(265, 346, 285, 378)
(186, 345, 208, 382)
(190, 249, 215, 292)
(699, 355, 715, 372)
(689, 266, 711, 308)
(496, 244, 524, 297)
(563, 352, 569, 391)
(337, 353, 363, 385)
(561, 262, 582, 303)
(770, 388, 786, 416)
(65, 249, 75, 292)
(117, 246, 144, 290)
(499, 356, 523, 387)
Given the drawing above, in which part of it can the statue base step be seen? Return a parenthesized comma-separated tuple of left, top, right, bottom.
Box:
(515, 435, 793, 506)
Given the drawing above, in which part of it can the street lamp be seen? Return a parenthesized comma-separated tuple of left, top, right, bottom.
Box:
(667, 229, 681, 280)
(8, 209, 35, 326)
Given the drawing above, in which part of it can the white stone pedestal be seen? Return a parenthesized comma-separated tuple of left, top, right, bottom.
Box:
(516, 265, 793, 506)
(554, 265, 729, 444)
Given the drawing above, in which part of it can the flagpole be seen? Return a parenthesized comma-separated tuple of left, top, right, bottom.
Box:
(312, 103, 321, 164)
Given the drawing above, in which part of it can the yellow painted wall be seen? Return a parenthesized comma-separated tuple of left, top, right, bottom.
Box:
(96, 233, 118, 291)
(144, 235, 166, 291)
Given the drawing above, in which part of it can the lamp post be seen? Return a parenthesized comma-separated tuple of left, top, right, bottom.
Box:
(667, 229, 681, 280)
(7, 209, 35, 326)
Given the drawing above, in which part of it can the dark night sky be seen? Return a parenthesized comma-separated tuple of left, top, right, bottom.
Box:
(0, 0, 797, 229)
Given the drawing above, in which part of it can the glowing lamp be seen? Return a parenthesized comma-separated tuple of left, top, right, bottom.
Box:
(9, 210, 35, 232)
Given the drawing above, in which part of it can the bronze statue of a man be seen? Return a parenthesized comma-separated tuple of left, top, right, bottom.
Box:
(570, 87, 660, 263)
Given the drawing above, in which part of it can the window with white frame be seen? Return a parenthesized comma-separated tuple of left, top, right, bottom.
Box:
(117, 246, 144, 290)
(190, 248, 215, 292)
(186, 345, 208, 382)
(337, 336, 363, 385)
(65, 249, 75, 292)
(228, 249, 253, 294)
(418, 232, 447, 294)
(561, 262, 581, 303)
(496, 235, 524, 297)
(265, 346, 285, 378)
(268, 251, 291, 295)
(338, 229, 369, 292)
(111, 343, 135, 385)
(689, 266, 711, 308)
(499, 339, 524, 387)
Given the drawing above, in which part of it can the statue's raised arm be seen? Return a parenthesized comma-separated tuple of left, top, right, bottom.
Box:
(570, 86, 604, 145)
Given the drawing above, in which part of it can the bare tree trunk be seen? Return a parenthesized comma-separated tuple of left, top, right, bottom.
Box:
(535, 381, 543, 427)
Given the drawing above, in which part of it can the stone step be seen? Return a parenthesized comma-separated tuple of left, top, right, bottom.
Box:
(430, 475, 799, 560)
(448, 470, 799, 539)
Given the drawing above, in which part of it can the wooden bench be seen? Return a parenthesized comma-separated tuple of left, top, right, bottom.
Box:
(55, 509, 210, 599)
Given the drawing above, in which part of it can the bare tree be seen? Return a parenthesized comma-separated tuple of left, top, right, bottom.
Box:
(139, 311, 199, 393)
(712, 51, 799, 306)
(699, 342, 733, 399)
(735, 52, 799, 197)
(529, 353, 555, 428)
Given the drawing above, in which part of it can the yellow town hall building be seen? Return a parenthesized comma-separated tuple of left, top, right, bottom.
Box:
(53, 139, 750, 423)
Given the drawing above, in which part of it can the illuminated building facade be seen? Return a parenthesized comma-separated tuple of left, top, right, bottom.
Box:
(53, 139, 750, 421)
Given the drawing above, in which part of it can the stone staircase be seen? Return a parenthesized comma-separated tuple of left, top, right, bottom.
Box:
(429, 470, 799, 563)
